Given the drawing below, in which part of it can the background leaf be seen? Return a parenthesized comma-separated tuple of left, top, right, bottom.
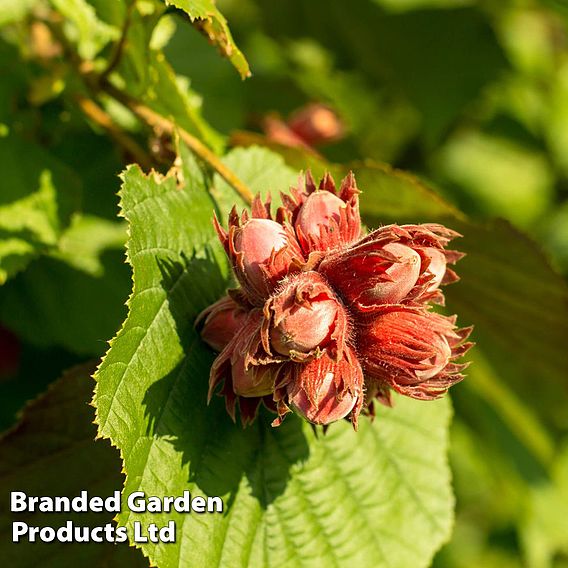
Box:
(521, 443, 568, 568)
(0, 232, 130, 356)
(0, 362, 146, 567)
(0, 134, 80, 284)
(0, 0, 38, 26)
(211, 145, 299, 215)
(162, 0, 250, 79)
(50, 0, 119, 60)
(51, 214, 127, 277)
(252, 2, 507, 144)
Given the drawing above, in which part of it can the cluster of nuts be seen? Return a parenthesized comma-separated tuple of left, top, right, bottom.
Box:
(197, 172, 472, 429)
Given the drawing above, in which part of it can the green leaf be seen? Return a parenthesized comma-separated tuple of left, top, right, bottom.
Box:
(163, 0, 251, 79)
(0, 251, 130, 356)
(110, 1, 162, 94)
(50, 0, 119, 60)
(0, 166, 128, 354)
(351, 161, 461, 221)
(444, 219, 568, 386)
(432, 131, 554, 227)
(212, 145, 299, 216)
(372, 0, 473, 10)
(163, 16, 247, 133)
(144, 50, 224, 152)
(0, 363, 146, 567)
(521, 443, 568, 568)
(0, 0, 38, 26)
(51, 214, 127, 277)
(0, 134, 80, 284)
(0, 213, 130, 355)
(0, 172, 58, 284)
(93, 144, 454, 567)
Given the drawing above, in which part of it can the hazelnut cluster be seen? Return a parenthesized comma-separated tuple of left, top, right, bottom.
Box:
(197, 172, 472, 428)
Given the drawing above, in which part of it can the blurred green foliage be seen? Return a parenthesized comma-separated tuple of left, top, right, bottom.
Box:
(1, 0, 567, 566)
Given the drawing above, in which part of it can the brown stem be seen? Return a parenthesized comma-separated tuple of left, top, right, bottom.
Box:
(101, 80, 254, 204)
(100, 0, 135, 83)
(75, 95, 154, 170)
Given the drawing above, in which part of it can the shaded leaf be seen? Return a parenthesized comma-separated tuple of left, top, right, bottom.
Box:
(444, 219, 568, 396)
(0, 250, 130, 356)
(432, 131, 554, 226)
(0, 341, 80, 431)
(0, 363, 146, 567)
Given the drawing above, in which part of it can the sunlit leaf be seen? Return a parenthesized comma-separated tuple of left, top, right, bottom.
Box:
(51, 214, 126, 277)
(163, 0, 250, 79)
(50, 0, 119, 60)
(212, 145, 298, 215)
(0, 0, 38, 26)
(0, 135, 79, 284)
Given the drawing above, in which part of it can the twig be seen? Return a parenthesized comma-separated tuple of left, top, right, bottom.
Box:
(75, 95, 154, 171)
(100, 0, 135, 83)
(101, 80, 254, 204)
